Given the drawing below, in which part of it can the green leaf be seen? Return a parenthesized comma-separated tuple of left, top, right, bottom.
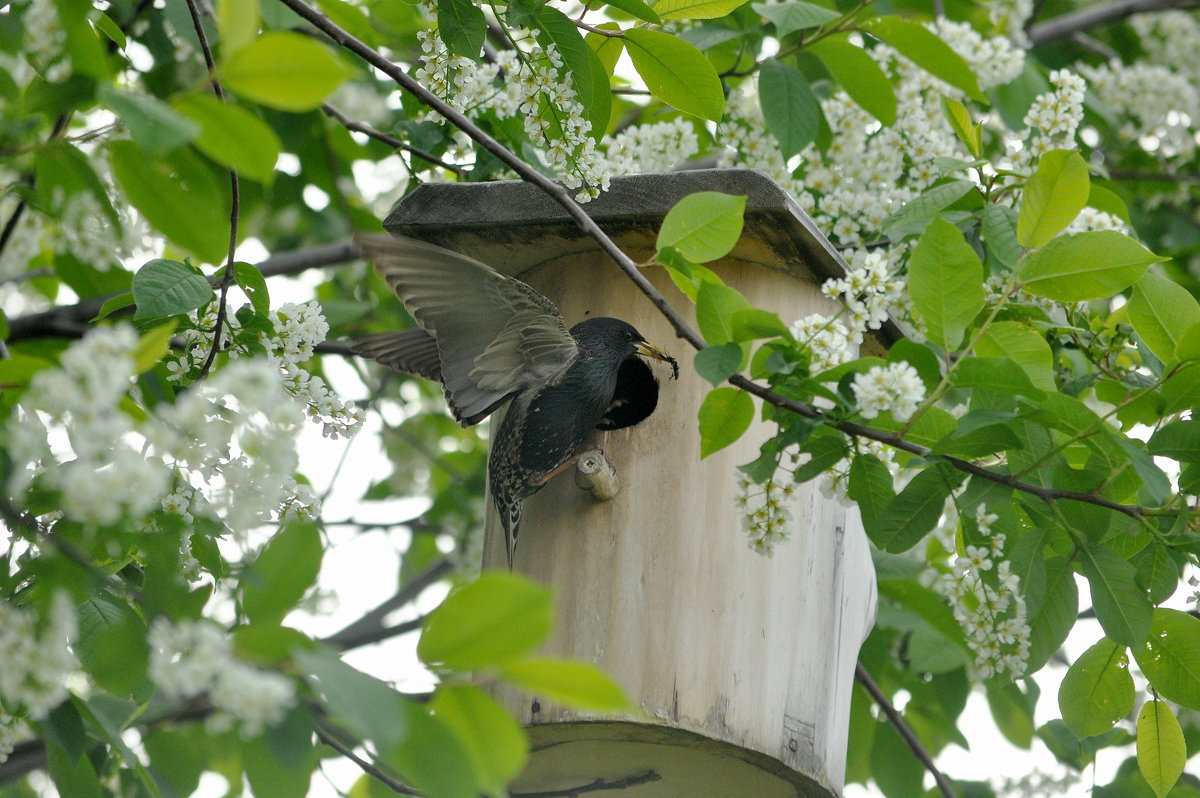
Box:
(294, 648, 410, 749)
(92, 293, 135, 322)
(98, 85, 199, 156)
(657, 192, 747, 263)
(499, 658, 630, 711)
(950, 356, 1045, 398)
(976, 321, 1055, 391)
(1018, 149, 1090, 248)
(536, 9, 609, 142)
(1127, 272, 1200, 364)
(134, 322, 177, 375)
(173, 93, 282, 184)
(602, 0, 660, 24)
(805, 36, 895, 126)
(1133, 609, 1200, 710)
(1174, 322, 1200, 362)
(752, 1, 840, 37)
(430, 686, 529, 795)
(694, 343, 743, 385)
(758, 58, 821, 158)
(383, 703, 477, 798)
(698, 386, 754, 458)
(1137, 698, 1186, 798)
(1058, 638, 1134, 739)
(132, 259, 215, 320)
(1018, 231, 1166, 303)
(46, 739, 102, 798)
(873, 465, 962, 553)
(109, 141, 230, 262)
(861, 17, 985, 103)
(587, 25, 626, 75)
(1133, 544, 1179, 604)
(1026, 557, 1079, 673)
(220, 31, 354, 112)
(942, 97, 981, 158)
(93, 11, 127, 50)
(1079, 542, 1152, 648)
(906, 217, 984, 350)
(695, 280, 751, 345)
(418, 572, 553, 669)
(75, 595, 150, 699)
(881, 180, 975, 241)
(1148, 420, 1200, 463)
(218, 0, 260, 54)
(72, 696, 164, 798)
(656, 0, 751, 20)
(790, 432, 848, 483)
(1088, 184, 1131, 224)
(144, 728, 205, 798)
(233, 261, 271, 315)
(847, 453, 894, 534)
(730, 308, 790, 341)
(985, 680, 1036, 749)
(242, 706, 316, 798)
(624, 29, 724, 122)
(242, 521, 324, 624)
(982, 204, 1021, 270)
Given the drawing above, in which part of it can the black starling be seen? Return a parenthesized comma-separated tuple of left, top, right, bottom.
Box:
(352, 234, 678, 566)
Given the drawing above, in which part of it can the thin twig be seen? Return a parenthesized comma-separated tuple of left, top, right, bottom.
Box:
(314, 723, 422, 796)
(185, 0, 241, 381)
(273, 0, 1160, 526)
(321, 104, 467, 176)
(512, 770, 663, 797)
(855, 662, 957, 798)
(1027, 0, 1200, 46)
(323, 558, 454, 649)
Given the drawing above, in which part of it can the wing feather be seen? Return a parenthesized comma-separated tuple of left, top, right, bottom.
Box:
(356, 233, 579, 425)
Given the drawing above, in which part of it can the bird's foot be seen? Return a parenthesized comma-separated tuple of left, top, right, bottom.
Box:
(574, 448, 619, 500)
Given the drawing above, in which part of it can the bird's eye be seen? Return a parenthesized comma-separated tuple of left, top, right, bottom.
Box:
(624, 330, 633, 341)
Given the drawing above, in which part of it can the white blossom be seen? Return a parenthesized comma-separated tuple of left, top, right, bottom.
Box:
(0, 594, 78, 721)
(851, 361, 925, 422)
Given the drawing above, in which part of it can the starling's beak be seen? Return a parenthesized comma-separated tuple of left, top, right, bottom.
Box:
(635, 341, 680, 380)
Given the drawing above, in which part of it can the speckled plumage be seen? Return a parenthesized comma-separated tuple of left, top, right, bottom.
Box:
(352, 234, 676, 566)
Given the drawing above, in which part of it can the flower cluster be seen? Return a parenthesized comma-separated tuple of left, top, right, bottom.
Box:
(790, 314, 855, 373)
(148, 619, 295, 736)
(1021, 69, 1087, 158)
(413, 16, 610, 200)
(603, 118, 700, 177)
(1077, 60, 1199, 160)
(928, 506, 1032, 679)
(851, 361, 925, 422)
(988, 0, 1035, 46)
(7, 324, 330, 543)
(9, 325, 173, 525)
(169, 301, 363, 439)
(929, 18, 1025, 92)
(736, 467, 799, 555)
(21, 0, 71, 82)
(0, 594, 78, 724)
(821, 250, 908, 342)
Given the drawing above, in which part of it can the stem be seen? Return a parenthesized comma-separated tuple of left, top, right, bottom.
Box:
(855, 662, 957, 798)
(185, 0, 242, 381)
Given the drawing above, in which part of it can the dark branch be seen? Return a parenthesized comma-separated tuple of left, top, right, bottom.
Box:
(5, 241, 358, 344)
(323, 558, 454, 650)
(856, 663, 957, 798)
(511, 771, 662, 797)
(315, 723, 422, 796)
(1027, 0, 1200, 47)
(273, 0, 1158, 524)
(321, 104, 468, 177)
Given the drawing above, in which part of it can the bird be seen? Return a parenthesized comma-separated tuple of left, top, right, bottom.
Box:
(351, 233, 678, 567)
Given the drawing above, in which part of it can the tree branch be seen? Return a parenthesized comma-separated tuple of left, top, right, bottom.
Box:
(5, 241, 358, 343)
(274, 0, 1159, 525)
(1026, 0, 1200, 47)
(323, 558, 454, 650)
(855, 662, 957, 798)
(320, 104, 467, 177)
(315, 722, 422, 796)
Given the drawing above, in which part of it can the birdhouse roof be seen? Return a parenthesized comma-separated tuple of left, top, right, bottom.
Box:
(383, 168, 848, 287)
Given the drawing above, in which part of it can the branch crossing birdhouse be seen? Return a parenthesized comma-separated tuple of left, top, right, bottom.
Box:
(384, 169, 878, 798)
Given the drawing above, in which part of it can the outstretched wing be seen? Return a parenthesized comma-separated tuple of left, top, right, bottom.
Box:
(356, 233, 580, 426)
(351, 328, 442, 382)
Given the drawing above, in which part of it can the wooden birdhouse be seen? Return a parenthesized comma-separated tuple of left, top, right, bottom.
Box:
(383, 169, 878, 798)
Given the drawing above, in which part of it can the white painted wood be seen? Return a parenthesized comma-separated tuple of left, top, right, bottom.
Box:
(385, 170, 880, 798)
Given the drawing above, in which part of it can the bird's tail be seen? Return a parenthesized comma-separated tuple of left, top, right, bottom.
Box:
(503, 503, 522, 570)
